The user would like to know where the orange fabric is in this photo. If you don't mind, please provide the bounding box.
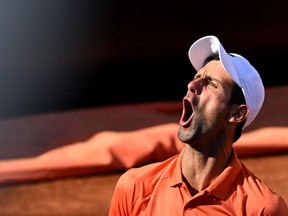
[109,149,288,215]
[0,123,288,184]
[0,123,182,184]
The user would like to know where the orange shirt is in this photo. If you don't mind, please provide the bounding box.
[109,148,288,216]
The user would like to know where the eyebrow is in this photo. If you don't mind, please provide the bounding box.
[195,71,223,85]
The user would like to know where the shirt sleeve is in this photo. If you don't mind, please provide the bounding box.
[108,170,137,216]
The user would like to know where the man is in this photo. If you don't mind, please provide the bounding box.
[108,35,288,215]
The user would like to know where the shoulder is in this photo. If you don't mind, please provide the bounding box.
[119,153,179,184]
[109,154,180,215]
[238,163,288,215]
[115,153,179,195]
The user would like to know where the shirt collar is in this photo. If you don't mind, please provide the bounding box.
[169,147,242,200]
[170,148,185,187]
[205,149,242,199]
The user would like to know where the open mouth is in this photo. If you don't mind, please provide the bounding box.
[179,98,193,127]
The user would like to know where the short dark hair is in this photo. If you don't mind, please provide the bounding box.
[204,55,246,142]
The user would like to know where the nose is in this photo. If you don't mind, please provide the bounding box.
[187,78,204,95]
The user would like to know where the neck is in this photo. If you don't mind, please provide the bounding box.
[181,144,232,193]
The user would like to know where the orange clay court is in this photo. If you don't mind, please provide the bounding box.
[0,85,287,216]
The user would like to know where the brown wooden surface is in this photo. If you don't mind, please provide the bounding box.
[0,85,287,216]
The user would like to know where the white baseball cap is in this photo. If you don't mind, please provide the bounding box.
[188,35,265,129]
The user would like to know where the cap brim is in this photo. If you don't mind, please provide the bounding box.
[188,35,241,86]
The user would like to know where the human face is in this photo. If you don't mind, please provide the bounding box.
[178,60,235,145]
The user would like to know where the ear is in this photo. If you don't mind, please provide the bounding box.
[228,104,249,124]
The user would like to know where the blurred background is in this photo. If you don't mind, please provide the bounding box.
[0,0,287,119]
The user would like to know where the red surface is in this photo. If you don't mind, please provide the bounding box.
[0,85,287,215]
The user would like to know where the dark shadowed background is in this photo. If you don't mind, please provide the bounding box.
[0,0,287,119]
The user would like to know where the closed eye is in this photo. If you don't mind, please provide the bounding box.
[193,74,219,88]
[206,77,217,88]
